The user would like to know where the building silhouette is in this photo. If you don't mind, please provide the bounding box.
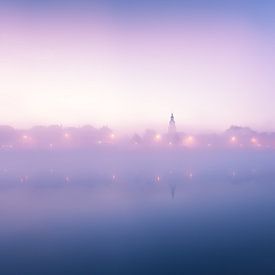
[168,113,176,135]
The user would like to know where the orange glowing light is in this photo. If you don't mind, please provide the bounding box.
[155,134,161,141]
[183,135,195,147]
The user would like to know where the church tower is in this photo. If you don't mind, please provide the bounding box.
[168,113,176,135]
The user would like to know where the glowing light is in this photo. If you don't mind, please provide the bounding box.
[112,175,116,181]
[168,141,173,146]
[110,133,115,139]
[65,176,70,183]
[154,134,162,142]
[156,175,161,182]
[183,135,195,147]
[97,140,102,145]
[21,135,33,145]
[251,137,258,145]
[230,136,237,143]
[22,135,32,142]
[64,133,70,139]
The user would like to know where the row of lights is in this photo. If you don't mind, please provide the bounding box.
[16,174,195,184]
[0,133,269,149]
[230,136,262,147]
[1,168,261,184]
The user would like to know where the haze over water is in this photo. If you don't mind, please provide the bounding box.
[1,0,275,274]
[0,148,275,274]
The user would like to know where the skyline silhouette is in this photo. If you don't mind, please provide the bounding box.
[1,1,275,130]
[0,115,274,150]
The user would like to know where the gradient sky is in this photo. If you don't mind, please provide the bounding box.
[0,0,275,132]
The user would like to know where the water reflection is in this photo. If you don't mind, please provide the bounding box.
[0,151,275,274]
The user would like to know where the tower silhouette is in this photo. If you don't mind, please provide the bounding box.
[168,113,176,135]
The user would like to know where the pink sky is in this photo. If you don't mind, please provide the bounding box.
[0,8,274,132]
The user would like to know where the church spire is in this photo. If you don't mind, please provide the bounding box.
[168,113,176,134]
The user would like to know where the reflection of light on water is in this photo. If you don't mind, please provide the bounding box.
[185,171,193,180]
[156,175,161,183]
[20,175,29,183]
[231,170,237,178]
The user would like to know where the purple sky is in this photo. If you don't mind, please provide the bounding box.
[0,1,275,132]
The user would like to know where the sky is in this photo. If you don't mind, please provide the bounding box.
[0,0,275,132]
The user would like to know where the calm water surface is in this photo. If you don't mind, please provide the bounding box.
[0,151,275,274]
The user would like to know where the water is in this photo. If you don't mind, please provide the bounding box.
[0,150,275,274]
